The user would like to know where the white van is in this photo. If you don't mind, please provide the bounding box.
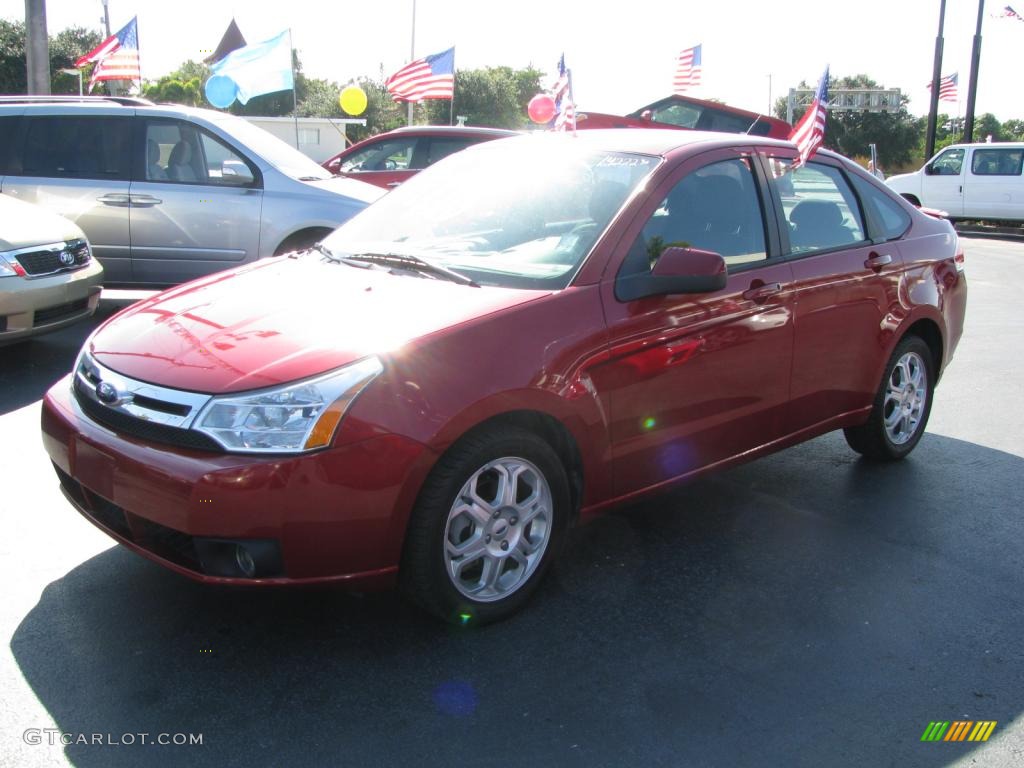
[886,142,1024,222]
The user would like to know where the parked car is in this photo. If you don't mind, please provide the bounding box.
[321,125,518,188]
[42,129,967,624]
[0,96,383,286]
[885,142,1024,222]
[0,193,103,344]
[575,94,792,139]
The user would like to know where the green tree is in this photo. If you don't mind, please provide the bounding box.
[1002,119,1024,140]
[423,65,543,128]
[143,60,210,106]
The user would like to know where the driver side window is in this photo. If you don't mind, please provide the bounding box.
[929,148,965,176]
[624,157,767,274]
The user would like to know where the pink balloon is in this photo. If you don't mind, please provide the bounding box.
[528,93,556,124]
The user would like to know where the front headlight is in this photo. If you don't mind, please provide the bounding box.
[193,357,383,454]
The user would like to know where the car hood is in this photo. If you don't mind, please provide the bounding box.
[88,256,549,393]
[0,193,84,250]
[300,175,386,204]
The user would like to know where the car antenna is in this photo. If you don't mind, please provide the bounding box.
[744,114,763,135]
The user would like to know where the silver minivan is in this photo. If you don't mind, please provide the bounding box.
[0,97,383,285]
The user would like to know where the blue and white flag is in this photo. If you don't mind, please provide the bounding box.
[209,30,294,105]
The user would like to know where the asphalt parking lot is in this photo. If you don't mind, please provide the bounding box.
[1,236,1021,768]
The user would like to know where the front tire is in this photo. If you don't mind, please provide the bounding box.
[844,335,935,461]
[400,426,570,624]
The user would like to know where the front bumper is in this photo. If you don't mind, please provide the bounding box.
[0,262,103,343]
[41,375,432,588]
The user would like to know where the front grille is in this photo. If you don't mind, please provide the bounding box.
[133,517,201,570]
[73,377,224,452]
[55,462,203,571]
[15,240,90,276]
[33,298,89,326]
[53,462,87,507]
[81,488,133,539]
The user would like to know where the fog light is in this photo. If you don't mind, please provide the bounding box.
[235,545,256,577]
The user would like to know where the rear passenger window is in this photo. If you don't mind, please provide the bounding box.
[426,138,477,166]
[850,174,911,240]
[16,116,132,180]
[765,158,866,254]
[971,148,1023,176]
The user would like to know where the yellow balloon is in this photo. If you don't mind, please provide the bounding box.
[339,85,367,116]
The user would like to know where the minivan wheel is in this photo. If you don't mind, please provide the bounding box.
[844,335,935,461]
[401,426,570,624]
[273,228,332,256]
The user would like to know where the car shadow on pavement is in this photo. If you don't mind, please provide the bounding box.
[10,431,1024,768]
[0,298,136,417]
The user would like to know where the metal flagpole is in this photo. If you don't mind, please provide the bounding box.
[963,0,986,142]
[407,0,416,126]
[290,29,299,149]
[925,0,947,160]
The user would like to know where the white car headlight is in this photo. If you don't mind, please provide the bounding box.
[193,357,383,454]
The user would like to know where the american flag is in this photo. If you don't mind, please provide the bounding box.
[999,4,1024,20]
[386,47,455,102]
[75,17,140,92]
[927,72,959,102]
[789,66,829,166]
[551,54,575,132]
[672,44,702,93]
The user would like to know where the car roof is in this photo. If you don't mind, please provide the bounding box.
[500,128,796,158]
[373,125,519,138]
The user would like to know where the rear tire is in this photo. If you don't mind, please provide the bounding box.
[844,335,935,461]
[400,426,570,625]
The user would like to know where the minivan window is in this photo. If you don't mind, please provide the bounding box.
[929,148,965,176]
[143,119,255,186]
[208,114,331,180]
[0,116,17,173]
[766,159,866,254]
[971,148,1024,176]
[16,116,132,180]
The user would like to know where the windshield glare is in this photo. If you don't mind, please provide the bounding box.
[321,138,659,289]
[211,114,332,180]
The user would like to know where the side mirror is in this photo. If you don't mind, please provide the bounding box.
[924,164,937,176]
[221,160,254,185]
[616,247,728,301]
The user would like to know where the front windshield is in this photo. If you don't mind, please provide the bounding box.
[321,137,659,289]
[210,114,332,180]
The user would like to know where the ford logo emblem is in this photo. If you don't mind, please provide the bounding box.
[59,249,75,267]
[96,381,119,405]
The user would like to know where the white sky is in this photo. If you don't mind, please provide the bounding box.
[3,0,1023,120]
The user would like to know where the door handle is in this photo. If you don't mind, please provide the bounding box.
[96,193,131,206]
[742,282,783,302]
[864,253,893,271]
[130,195,162,207]
[386,182,402,187]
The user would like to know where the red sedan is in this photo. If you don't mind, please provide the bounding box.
[321,125,517,189]
[42,130,967,624]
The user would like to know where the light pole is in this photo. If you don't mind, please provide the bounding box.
[59,67,83,95]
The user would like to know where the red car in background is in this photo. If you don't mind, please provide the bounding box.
[43,129,966,625]
[577,93,791,139]
[322,125,518,188]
